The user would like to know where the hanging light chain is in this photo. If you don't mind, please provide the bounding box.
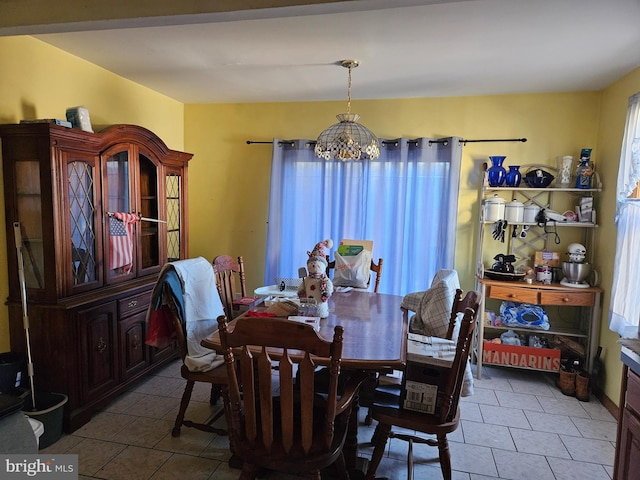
[346,63,352,115]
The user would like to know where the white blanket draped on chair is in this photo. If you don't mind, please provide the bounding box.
[153,257,225,372]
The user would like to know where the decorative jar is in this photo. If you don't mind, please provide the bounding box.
[504,199,524,223]
[505,165,522,187]
[557,155,573,187]
[487,156,507,187]
[484,194,506,222]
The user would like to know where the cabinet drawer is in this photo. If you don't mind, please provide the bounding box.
[488,285,538,304]
[118,291,152,318]
[540,291,594,306]
[627,369,640,415]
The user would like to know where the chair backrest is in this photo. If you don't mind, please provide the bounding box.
[438,290,480,423]
[370,257,383,293]
[445,288,464,340]
[217,315,344,461]
[326,257,383,293]
[405,269,460,338]
[213,255,247,317]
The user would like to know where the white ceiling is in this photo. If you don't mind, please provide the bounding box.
[17,0,640,104]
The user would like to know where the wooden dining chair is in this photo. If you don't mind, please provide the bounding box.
[364,290,481,480]
[213,255,250,318]
[169,303,230,438]
[362,287,464,426]
[327,257,383,293]
[217,315,367,480]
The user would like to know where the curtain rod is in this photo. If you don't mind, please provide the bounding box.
[247,137,527,146]
[461,137,527,145]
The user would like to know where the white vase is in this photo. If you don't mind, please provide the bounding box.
[557,155,573,187]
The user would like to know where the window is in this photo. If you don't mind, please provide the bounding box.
[609,92,640,337]
[264,137,462,295]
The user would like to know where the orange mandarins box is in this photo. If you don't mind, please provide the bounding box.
[483,341,561,372]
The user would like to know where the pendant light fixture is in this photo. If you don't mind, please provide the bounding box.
[314,60,380,161]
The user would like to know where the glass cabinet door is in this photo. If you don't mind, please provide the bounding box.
[137,152,161,274]
[14,159,45,291]
[103,145,163,281]
[66,156,100,290]
[104,148,135,282]
[165,171,182,262]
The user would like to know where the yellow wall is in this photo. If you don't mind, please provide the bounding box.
[185,94,601,293]
[2,34,639,410]
[593,67,640,405]
[0,36,185,351]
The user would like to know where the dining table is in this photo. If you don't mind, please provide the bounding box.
[201,289,408,475]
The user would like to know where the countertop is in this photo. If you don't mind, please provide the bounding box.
[620,335,640,375]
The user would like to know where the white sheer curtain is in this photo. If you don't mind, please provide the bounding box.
[609,92,640,337]
[264,137,463,296]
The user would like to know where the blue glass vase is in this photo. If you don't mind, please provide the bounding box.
[505,165,522,187]
[487,156,507,187]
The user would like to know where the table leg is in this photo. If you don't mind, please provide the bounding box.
[343,391,360,471]
[344,369,380,476]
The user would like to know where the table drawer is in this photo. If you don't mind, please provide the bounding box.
[488,285,538,304]
[540,291,594,306]
[118,290,152,318]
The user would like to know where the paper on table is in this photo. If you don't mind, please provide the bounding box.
[288,316,321,331]
[335,286,353,293]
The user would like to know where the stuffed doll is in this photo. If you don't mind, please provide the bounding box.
[298,239,334,318]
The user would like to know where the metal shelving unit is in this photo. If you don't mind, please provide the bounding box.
[473,163,603,379]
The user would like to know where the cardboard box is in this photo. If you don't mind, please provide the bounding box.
[402,361,450,414]
[578,197,594,223]
[401,335,455,414]
[534,251,560,267]
[482,341,561,372]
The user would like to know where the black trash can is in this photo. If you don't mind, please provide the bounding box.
[0,352,25,393]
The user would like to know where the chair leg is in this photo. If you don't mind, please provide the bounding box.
[407,437,413,480]
[364,423,392,480]
[239,462,260,480]
[436,433,452,480]
[173,380,227,437]
[364,407,373,426]
[331,452,350,480]
[172,380,195,437]
[210,383,221,405]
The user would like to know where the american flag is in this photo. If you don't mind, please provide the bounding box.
[109,212,140,273]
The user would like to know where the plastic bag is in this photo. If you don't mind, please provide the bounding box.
[500,329,522,345]
[145,305,177,348]
[333,249,372,289]
[499,301,550,330]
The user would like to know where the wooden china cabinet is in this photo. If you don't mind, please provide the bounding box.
[0,123,191,432]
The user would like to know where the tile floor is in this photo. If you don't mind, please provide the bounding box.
[41,360,618,479]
